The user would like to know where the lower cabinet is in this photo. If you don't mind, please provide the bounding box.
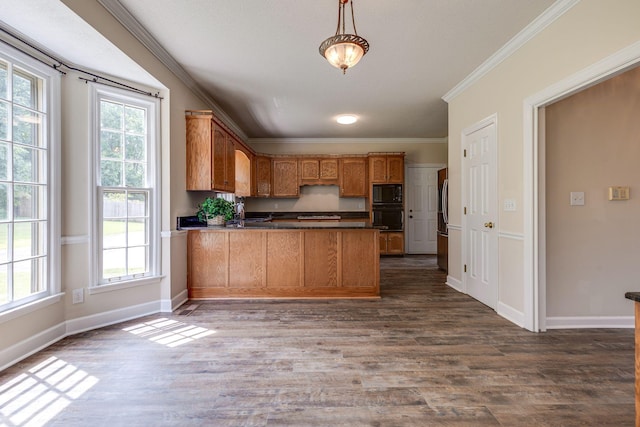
[188,228,380,298]
[379,231,404,255]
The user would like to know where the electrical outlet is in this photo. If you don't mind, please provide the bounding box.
[274,203,279,209]
[72,288,84,304]
[570,192,585,206]
[358,202,364,209]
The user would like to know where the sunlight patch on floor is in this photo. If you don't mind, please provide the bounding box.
[0,356,99,427]
[122,318,215,347]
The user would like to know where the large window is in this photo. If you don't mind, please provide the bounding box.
[93,88,159,286]
[0,49,58,313]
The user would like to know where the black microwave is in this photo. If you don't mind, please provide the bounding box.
[372,184,402,204]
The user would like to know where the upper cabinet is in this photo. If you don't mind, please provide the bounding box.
[254,155,272,197]
[339,157,368,197]
[186,112,235,192]
[299,158,339,185]
[369,154,404,184]
[234,150,251,197]
[272,158,299,197]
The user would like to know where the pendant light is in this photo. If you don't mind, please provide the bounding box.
[319,0,369,74]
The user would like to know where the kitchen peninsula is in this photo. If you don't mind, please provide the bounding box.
[187,222,380,299]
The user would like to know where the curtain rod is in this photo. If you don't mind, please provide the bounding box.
[0,25,162,100]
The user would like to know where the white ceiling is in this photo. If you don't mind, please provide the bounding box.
[1,0,557,140]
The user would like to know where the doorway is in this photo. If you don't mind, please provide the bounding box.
[406,165,443,254]
[463,115,498,310]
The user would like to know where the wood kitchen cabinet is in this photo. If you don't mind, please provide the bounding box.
[339,157,368,197]
[272,158,299,197]
[369,154,404,184]
[254,155,272,197]
[379,231,404,255]
[186,113,235,192]
[299,158,339,185]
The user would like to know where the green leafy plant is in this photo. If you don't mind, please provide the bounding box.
[197,197,235,222]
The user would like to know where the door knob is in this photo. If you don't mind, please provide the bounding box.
[484,222,494,229]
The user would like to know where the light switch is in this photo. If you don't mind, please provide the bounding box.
[570,192,585,206]
[608,186,630,201]
[503,199,516,211]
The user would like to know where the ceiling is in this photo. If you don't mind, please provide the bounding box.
[1,0,557,140]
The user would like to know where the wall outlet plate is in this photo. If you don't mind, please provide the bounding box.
[72,288,84,304]
[570,192,585,206]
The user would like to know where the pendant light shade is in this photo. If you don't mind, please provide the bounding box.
[319,0,369,74]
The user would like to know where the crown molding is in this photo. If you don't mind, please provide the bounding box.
[442,0,581,103]
[97,0,248,141]
[249,137,448,145]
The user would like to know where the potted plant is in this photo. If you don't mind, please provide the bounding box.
[197,197,235,226]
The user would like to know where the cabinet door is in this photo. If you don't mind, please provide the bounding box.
[235,150,251,197]
[369,156,388,183]
[272,158,299,197]
[320,158,339,181]
[386,232,404,254]
[255,155,271,197]
[211,124,227,191]
[340,158,367,197]
[379,233,388,254]
[223,133,235,193]
[185,116,212,190]
[300,158,320,181]
[387,156,404,183]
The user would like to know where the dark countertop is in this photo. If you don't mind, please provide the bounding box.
[245,211,370,220]
[625,292,640,302]
[184,221,380,230]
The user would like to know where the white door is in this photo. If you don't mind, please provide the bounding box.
[464,118,498,309]
[406,166,439,254]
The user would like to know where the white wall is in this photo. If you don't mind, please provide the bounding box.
[446,0,640,327]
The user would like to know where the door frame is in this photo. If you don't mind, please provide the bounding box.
[461,114,498,303]
[404,163,446,254]
[523,40,640,332]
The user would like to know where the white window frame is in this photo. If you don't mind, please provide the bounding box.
[0,43,61,318]
[89,85,160,290]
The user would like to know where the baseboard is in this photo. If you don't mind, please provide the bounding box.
[497,301,525,328]
[161,289,188,312]
[446,275,463,293]
[0,322,66,372]
[65,301,161,336]
[546,316,634,329]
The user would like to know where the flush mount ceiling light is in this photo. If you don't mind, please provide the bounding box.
[336,114,358,125]
[319,0,369,74]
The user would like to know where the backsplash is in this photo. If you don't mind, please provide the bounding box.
[244,185,366,212]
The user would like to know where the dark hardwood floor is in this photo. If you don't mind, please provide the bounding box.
[0,255,634,426]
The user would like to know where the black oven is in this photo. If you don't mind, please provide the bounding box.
[372,206,403,231]
[372,184,402,204]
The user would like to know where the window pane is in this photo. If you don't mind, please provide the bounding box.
[128,191,147,217]
[103,248,125,279]
[0,62,7,101]
[0,141,9,179]
[0,183,10,220]
[14,184,45,220]
[125,134,145,161]
[13,70,35,108]
[101,160,122,186]
[0,223,8,263]
[103,191,126,218]
[125,163,145,187]
[13,258,44,299]
[101,130,123,160]
[100,101,123,130]
[125,106,145,134]
[14,221,45,260]
[0,264,7,304]
[128,218,147,246]
[128,246,147,275]
[0,101,7,140]
[14,145,45,183]
[103,219,126,248]
[13,106,43,146]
